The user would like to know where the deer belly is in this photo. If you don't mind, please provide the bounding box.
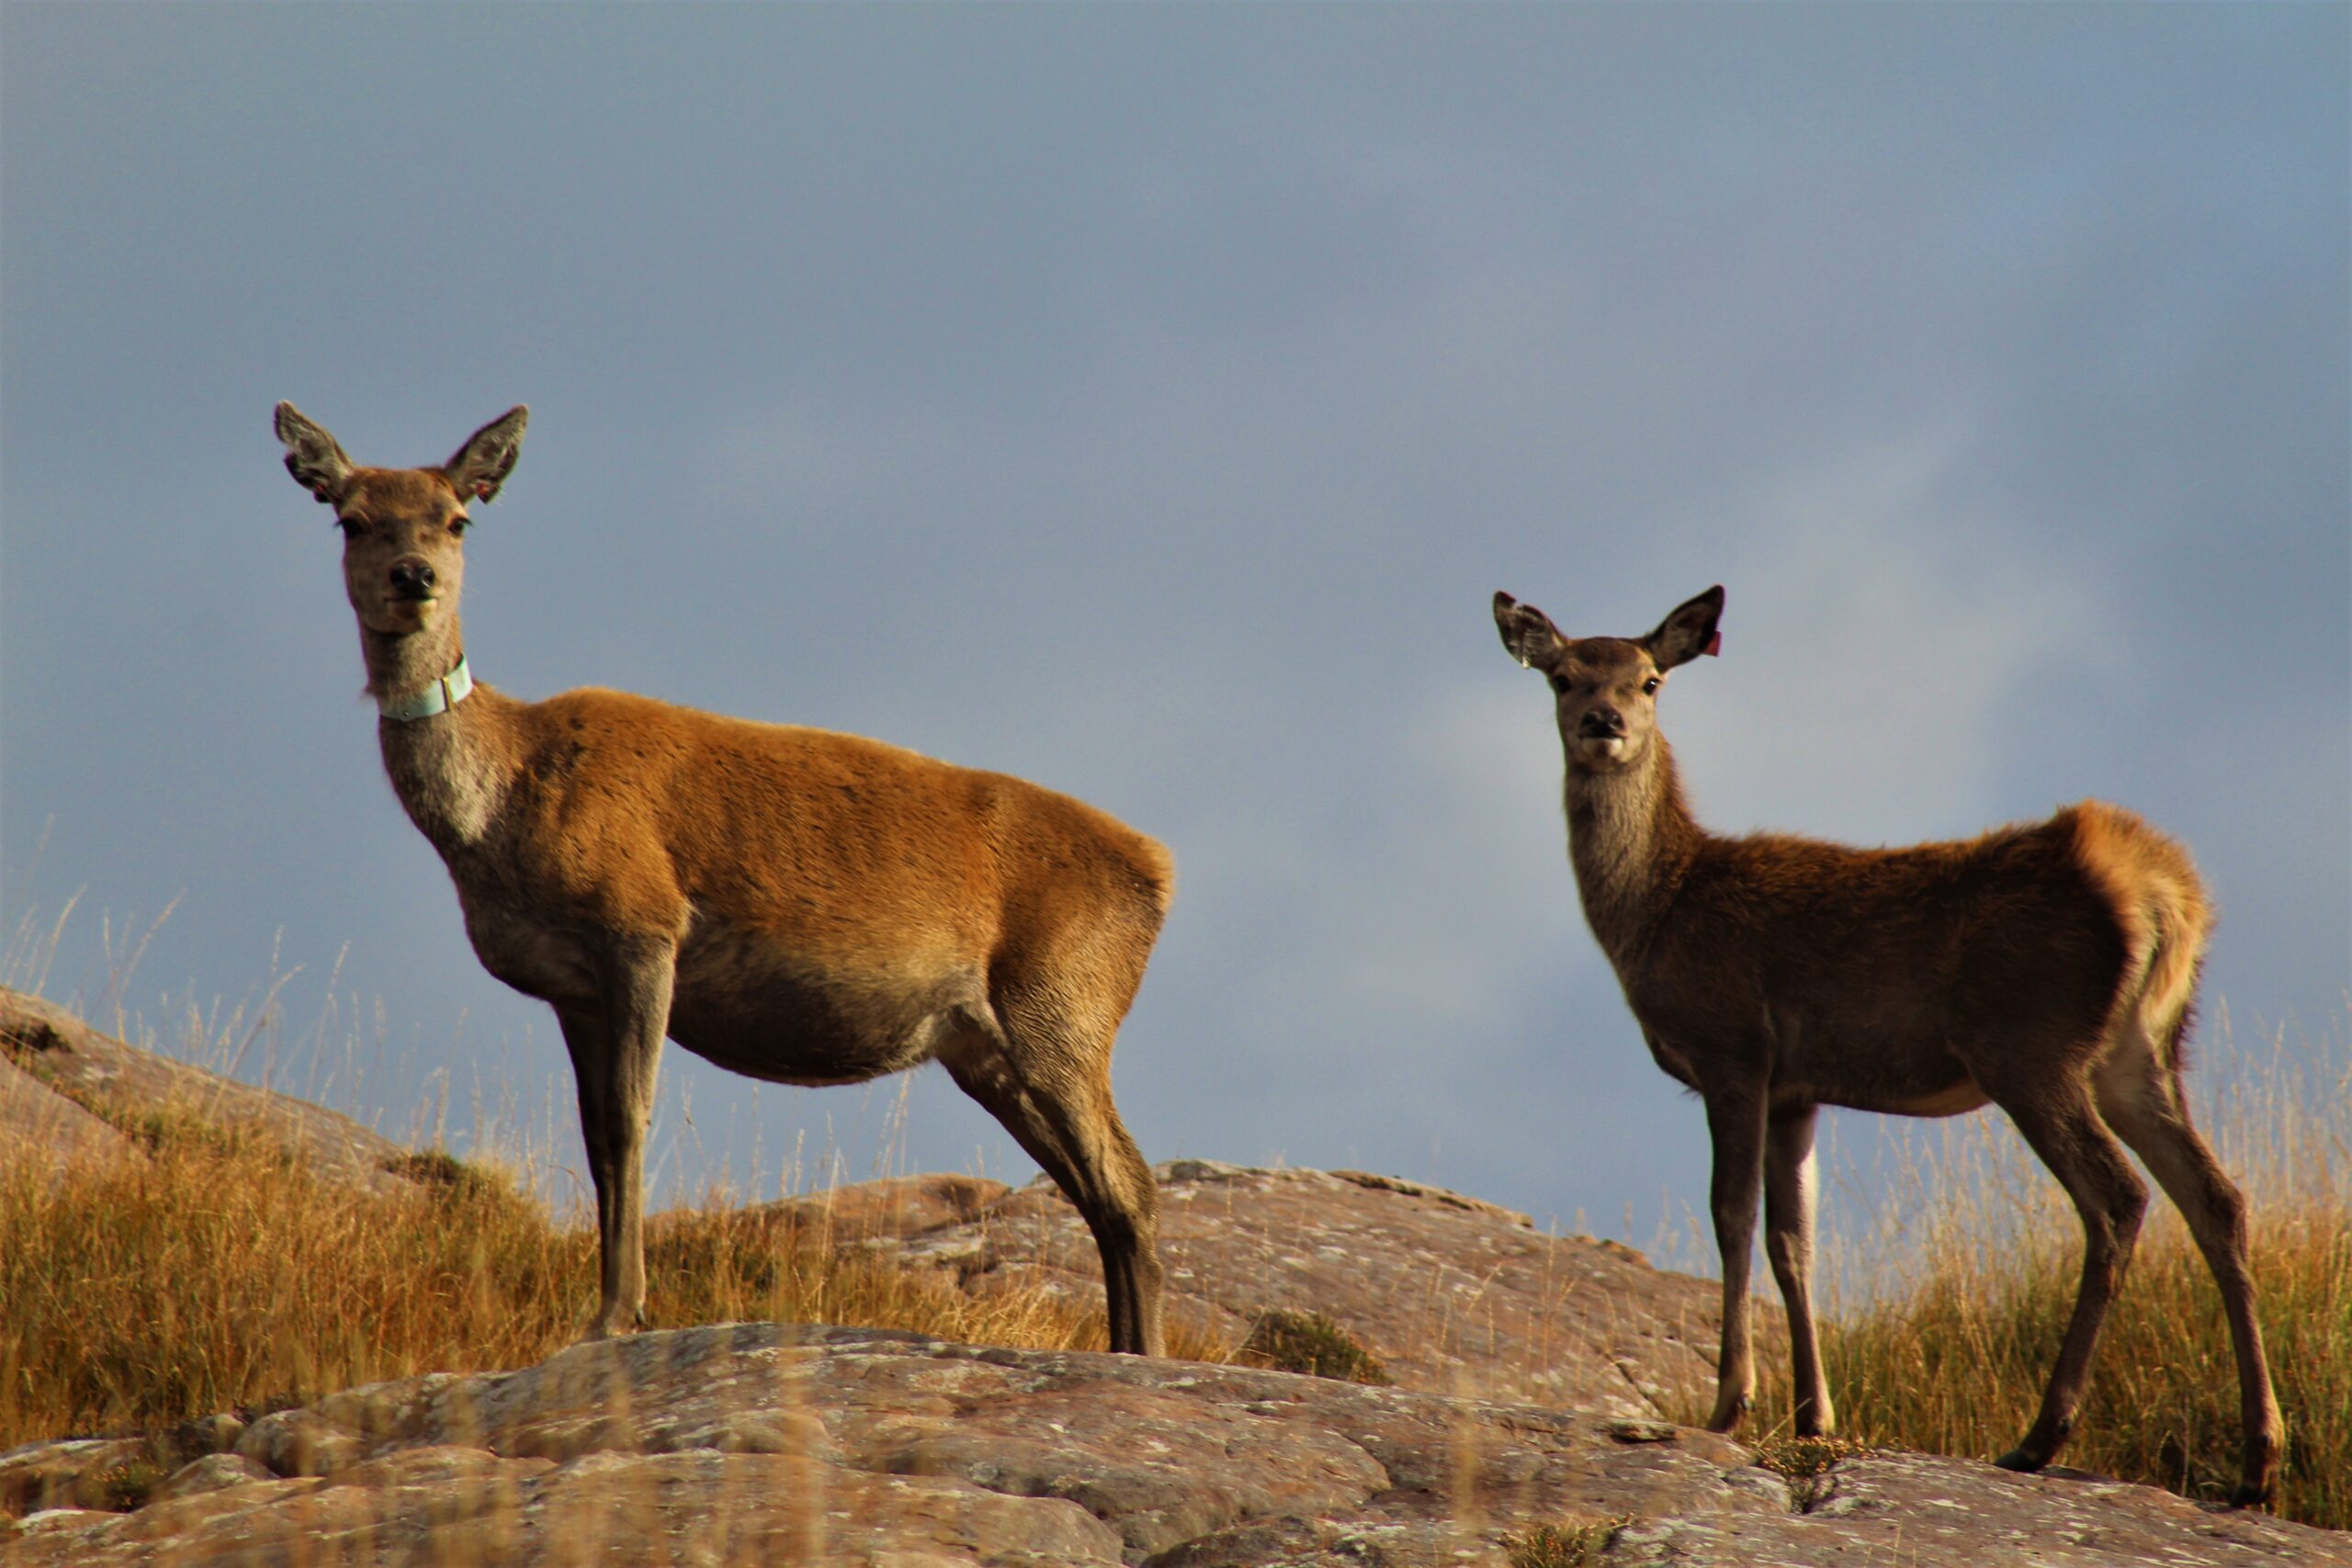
[1876,1082,1996,1117]
[1806,1046,1992,1118]
[1763,996,1995,1118]
[664,944,988,1088]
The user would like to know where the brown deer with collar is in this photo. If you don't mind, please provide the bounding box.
[1493,584,2280,1506]
[277,402,1173,1353]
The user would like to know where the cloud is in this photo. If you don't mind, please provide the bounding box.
[1674,420,2111,846]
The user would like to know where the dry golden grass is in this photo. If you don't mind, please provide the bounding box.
[0,1111,1222,1457]
[1703,1021,2350,1530]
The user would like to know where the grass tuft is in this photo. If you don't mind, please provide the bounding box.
[379,1147,503,1201]
[92,1457,166,1512]
[1235,1307,1390,1384]
[1503,1515,1628,1567]
[1750,1432,1876,1512]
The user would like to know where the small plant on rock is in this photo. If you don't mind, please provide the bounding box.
[1503,1515,1628,1567]
[380,1148,501,1202]
[1751,1432,1875,1512]
[1237,1308,1389,1385]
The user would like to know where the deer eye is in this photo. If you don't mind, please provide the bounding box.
[1549,673,1574,695]
[1643,676,1661,695]
[333,514,366,536]
[448,516,470,537]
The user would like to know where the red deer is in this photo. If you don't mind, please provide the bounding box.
[277,402,1171,1353]
[1493,584,2280,1505]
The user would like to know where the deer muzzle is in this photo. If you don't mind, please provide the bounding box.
[389,558,438,601]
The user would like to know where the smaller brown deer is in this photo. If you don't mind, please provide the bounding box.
[277,402,1174,1353]
[1493,585,2281,1506]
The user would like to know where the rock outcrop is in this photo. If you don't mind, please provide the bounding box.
[766,1161,1724,1419]
[5,1324,2343,1566]
[0,987,412,1194]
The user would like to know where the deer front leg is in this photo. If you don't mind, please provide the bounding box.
[1765,1100,1833,1438]
[1703,1083,1770,1432]
[557,940,675,1339]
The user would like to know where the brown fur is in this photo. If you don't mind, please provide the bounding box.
[1494,585,2281,1506]
[277,403,1172,1352]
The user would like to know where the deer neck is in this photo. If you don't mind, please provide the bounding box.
[1562,736,1701,964]
[360,614,518,853]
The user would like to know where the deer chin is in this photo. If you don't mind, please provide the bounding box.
[356,598,441,637]
[1573,735,1632,768]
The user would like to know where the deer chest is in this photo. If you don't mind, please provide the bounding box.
[448,880,602,1006]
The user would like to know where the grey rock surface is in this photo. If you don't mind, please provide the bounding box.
[768,1159,1724,1418]
[0,1053,132,1175]
[4,1325,2341,1566]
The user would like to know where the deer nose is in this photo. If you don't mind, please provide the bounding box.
[389,559,436,599]
[1578,705,1626,739]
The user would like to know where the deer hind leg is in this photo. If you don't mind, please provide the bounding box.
[1765,1101,1834,1437]
[1984,1076,2148,1474]
[556,942,674,1341]
[2092,1034,2283,1505]
[1702,1084,1770,1432]
[941,1017,1165,1357]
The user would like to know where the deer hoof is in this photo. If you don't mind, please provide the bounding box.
[1992,1447,2046,1473]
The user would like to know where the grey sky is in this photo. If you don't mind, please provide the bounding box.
[5,6,2345,1253]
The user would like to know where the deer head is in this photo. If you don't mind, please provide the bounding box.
[275,403,527,639]
[1494,586,1723,773]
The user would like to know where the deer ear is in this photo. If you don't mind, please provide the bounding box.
[275,401,355,505]
[1645,585,1725,670]
[445,405,529,503]
[1494,592,1567,671]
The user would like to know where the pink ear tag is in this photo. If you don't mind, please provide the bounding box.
[474,482,493,500]
[1703,630,1722,657]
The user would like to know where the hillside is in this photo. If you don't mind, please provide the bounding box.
[3,989,2343,1565]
